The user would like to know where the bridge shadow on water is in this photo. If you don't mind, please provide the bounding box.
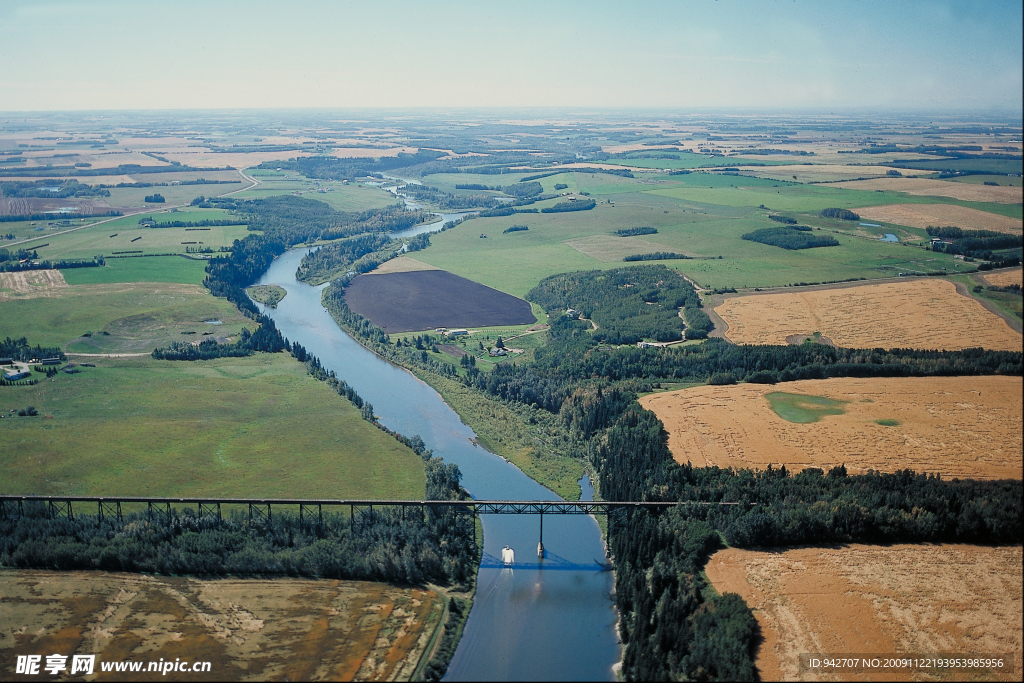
[479,549,611,572]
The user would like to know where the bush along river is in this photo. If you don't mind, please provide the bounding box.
[255,249,620,681]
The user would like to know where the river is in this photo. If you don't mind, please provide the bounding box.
[254,249,620,681]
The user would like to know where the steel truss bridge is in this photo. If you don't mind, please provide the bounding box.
[0,495,749,556]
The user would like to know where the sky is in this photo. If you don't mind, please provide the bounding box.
[0,0,1021,114]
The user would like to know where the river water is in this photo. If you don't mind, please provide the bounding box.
[255,249,619,681]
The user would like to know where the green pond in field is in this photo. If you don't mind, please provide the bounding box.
[765,391,846,423]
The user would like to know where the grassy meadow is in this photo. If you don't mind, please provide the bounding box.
[0,353,426,499]
[60,256,210,284]
[237,169,398,212]
[2,282,249,352]
[411,182,964,294]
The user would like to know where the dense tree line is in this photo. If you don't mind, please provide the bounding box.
[151,322,286,360]
[398,184,501,211]
[767,214,796,224]
[204,233,287,315]
[541,198,597,213]
[623,252,689,262]
[615,227,658,236]
[820,208,860,220]
[0,255,104,273]
[0,337,64,363]
[0,456,475,586]
[528,266,697,344]
[261,150,447,180]
[502,225,529,233]
[742,226,839,250]
[926,226,1022,259]
[501,181,544,198]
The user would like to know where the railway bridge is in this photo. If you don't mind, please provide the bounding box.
[0,495,749,558]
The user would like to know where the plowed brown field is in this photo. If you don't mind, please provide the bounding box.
[705,545,1023,682]
[0,570,443,681]
[835,177,1023,204]
[715,279,1022,351]
[854,204,1022,234]
[639,376,1022,478]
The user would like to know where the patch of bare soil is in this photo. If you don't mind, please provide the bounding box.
[836,177,1024,204]
[715,279,1022,351]
[0,570,443,681]
[0,269,68,300]
[639,376,1022,479]
[854,204,1022,234]
[983,268,1023,288]
[705,545,1023,682]
[368,256,442,275]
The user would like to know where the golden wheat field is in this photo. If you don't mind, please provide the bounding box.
[367,256,441,275]
[835,177,1023,204]
[983,268,1023,288]
[639,376,1022,479]
[854,204,1022,234]
[0,570,443,682]
[715,279,1022,351]
[705,545,1023,682]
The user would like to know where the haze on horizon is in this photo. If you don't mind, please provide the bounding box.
[1,0,1021,115]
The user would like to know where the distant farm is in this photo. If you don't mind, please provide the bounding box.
[343,270,536,333]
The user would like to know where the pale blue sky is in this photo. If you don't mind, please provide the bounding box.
[0,0,1020,113]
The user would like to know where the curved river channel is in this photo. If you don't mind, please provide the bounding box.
[255,249,619,681]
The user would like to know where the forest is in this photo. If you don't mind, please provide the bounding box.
[741,225,840,250]
[541,198,597,213]
[926,225,1023,258]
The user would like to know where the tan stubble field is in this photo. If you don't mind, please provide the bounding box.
[639,376,1022,479]
[714,279,1022,351]
[705,545,1023,682]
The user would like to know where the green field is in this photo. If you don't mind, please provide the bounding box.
[411,184,964,295]
[237,170,398,211]
[1,281,248,351]
[103,182,246,209]
[26,208,251,261]
[61,255,210,285]
[0,353,426,499]
[764,392,847,423]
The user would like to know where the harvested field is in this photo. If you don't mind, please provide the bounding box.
[367,256,441,275]
[715,279,1022,351]
[735,164,929,183]
[984,268,1023,288]
[0,569,443,681]
[705,545,1023,682]
[639,376,1023,478]
[834,177,1024,204]
[854,204,1022,234]
[0,269,67,299]
[563,235,685,262]
[344,270,536,333]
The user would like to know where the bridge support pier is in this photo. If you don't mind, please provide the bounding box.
[537,510,544,559]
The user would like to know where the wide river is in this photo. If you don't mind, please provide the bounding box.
[255,249,619,681]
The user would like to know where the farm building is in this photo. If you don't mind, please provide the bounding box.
[40,358,62,366]
[446,329,469,337]
[0,358,13,366]
[489,347,507,357]
[3,370,30,381]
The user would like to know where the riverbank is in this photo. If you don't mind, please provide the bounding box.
[317,282,589,501]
